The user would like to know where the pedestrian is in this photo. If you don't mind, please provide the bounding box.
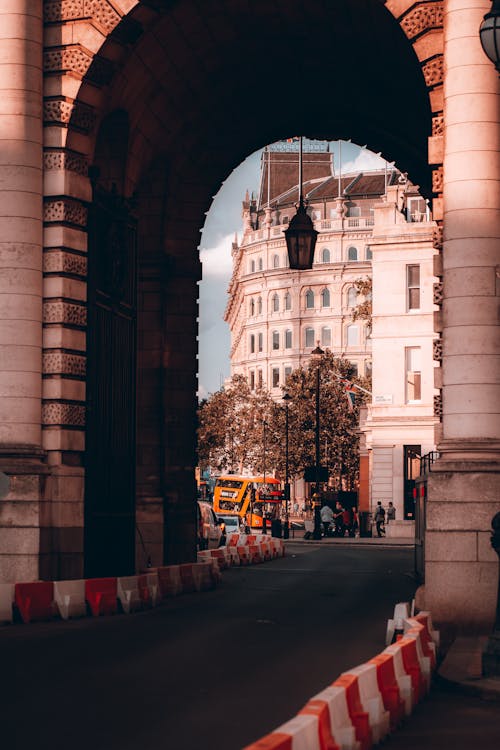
[333,501,345,537]
[342,506,352,537]
[374,501,386,537]
[293,501,299,516]
[320,503,334,537]
[350,506,359,537]
[387,501,396,522]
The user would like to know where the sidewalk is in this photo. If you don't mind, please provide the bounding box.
[283,532,414,546]
[438,633,500,700]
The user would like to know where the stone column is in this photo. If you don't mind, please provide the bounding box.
[424,0,500,630]
[0,1,45,581]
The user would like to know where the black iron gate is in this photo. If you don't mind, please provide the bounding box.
[84,187,137,577]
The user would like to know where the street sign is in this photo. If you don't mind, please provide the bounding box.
[304,466,329,483]
[0,472,10,500]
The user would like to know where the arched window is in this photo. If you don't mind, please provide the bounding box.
[258,332,263,352]
[284,291,291,311]
[250,298,255,316]
[321,288,330,308]
[250,260,255,273]
[272,293,279,312]
[273,254,280,268]
[305,327,315,347]
[285,329,292,349]
[250,334,255,353]
[348,246,358,261]
[257,297,262,314]
[322,247,331,263]
[272,331,280,350]
[258,257,263,271]
[365,246,372,260]
[347,324,358,346]
[321,327,331,347]
[347,287,358,307]
[305,289,315,309]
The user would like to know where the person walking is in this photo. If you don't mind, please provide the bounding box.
[374,501,386,537]
[387,501,396,523]
[333,501,345,537]
[320,503,334,537]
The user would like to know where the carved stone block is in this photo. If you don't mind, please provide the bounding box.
[400,2,443,41]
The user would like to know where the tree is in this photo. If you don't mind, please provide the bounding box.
[351,277,372,334]
[197,375,281,475]
[198,354,371,491]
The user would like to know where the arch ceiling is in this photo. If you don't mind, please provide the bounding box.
[71,0,433,212]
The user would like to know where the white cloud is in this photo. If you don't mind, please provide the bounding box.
[342,149,394,174]
[200,233,235,279]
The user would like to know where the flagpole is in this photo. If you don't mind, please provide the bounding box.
[299,136,303,204]
[267,146,271,207]
[338,140,342,198]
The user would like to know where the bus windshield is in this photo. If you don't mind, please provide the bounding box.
[213,476,283,528]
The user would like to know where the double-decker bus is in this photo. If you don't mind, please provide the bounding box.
[213,476,284,530]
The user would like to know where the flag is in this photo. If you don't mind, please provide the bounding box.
[343,380,356,412]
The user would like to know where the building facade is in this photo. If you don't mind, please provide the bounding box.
[225,148,438,522]
[0,0,497,631]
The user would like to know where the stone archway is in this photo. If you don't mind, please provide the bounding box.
[38,0,443,578]
[1,1,498,630]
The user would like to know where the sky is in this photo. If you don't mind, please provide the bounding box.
[198,141,391,400]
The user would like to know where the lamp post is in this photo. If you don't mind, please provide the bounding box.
[284,137,318,269]
[283,393,291,539]
[479,0,500,74]
[262,419,268,534]
[311,342,324,540]
[482,512,500,676]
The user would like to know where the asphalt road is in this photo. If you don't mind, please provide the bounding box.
[1,544,418,750]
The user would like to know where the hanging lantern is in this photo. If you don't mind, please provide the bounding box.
[479,0,500,74]
[284,199,318,270]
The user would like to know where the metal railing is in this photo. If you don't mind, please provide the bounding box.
[419,450,440,476]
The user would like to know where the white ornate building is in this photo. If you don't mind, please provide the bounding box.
[225,146,438,521]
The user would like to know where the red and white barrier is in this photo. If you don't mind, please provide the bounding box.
[117,575,143,614]
[54,579,86,620]
[241,601,439,750]
[85,578,118,617]
[342,663,390,744]
[15,581,56,623]
[0,583,14,623]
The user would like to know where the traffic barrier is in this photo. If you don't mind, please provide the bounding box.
[343,663,390,743]
[0,583,15,623]
[85,578,118,617]
[402,629,432,692]
[383,642,415,715]
[243,714,322,750]
[236,542,251,565]
[392,636,426,703]
[54,579,86,620]
[385,601,410,645]
[192,561,215,591]
[14,581,55,624]
[227,545,241,565]
[302,686,360,750]
[404,615,437,668]
[368,652,405,729]
[414,610,440,647]
[157,565,183,597]
[332,674,372,750]
[137,572,157,607]
[210,548,230,570]
[179,563,198,593]
[117,575,143,614]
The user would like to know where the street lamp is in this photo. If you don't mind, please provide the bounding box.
[283,393,291,539]
[482,511,500,676]
[262,419,268,534]
[479,0,500,74]
[311,342,324,540]
[284,136,318,269]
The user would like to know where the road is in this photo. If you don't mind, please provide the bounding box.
[2,543,418,750]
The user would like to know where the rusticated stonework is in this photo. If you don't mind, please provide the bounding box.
[433,393,443,418]
[43,250,88,276]
[43,301,87,327]
[44,199,87,227]
[44,47,94,77]
[432,115,444,136]
[432,166,443,193]
[43,351,86,377]
[400,2,444,41]
[44,0,122,32]
[433,338,443,363]
[433,281,443,306]
[44,150,89,175]
[44,99,96,132]
[42,402,86,427]
[432,225,443,251]
[422,56,444,88]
